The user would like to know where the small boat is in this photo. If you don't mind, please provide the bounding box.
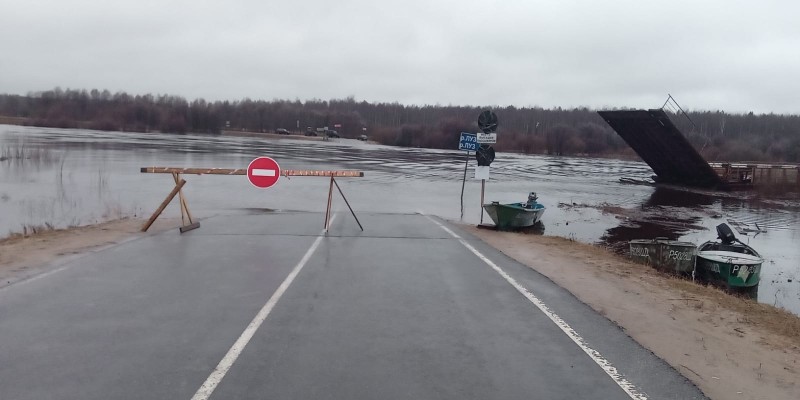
[695,223,763,297]
[483,192,545,230]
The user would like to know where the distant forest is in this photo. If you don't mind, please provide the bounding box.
[1,87,800,162]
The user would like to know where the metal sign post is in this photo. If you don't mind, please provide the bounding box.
[475,148,494,224]
[480,179,485,224]
[461,154,469,219]
[476,111,498,225]
[474,165,490,223]
[455,110,499,225]
[458,132,477,219]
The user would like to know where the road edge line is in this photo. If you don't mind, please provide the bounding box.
[423,214,648,400]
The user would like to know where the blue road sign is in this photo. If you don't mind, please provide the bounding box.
[459,132,477,152]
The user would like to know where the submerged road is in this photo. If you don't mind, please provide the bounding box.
[0,212,705,399]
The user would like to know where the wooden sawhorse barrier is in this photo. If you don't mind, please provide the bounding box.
[140,167,364,233]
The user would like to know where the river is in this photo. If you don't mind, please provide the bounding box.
[2,124,799,314]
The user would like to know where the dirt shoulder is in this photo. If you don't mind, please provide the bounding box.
[0,217,178,286]
[464,226,800,400]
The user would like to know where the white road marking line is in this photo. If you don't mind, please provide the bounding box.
[190,214,337,400]
[252,169,277,177]
[423,214,648,400]
[0,267,68,291]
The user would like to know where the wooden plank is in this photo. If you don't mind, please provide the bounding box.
[173,173,194,224]
[141,167,363,177]
[284,170,364,177]
[141,167,247,175]
[333,178,363,231]
[324,176,334,230]
[142,179,186,232]
[179,222,201,234]
[173,173,186,225]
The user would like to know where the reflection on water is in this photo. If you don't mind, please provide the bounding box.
[599,188,710,252]
[1,124,799,314]
[518,221,546,236]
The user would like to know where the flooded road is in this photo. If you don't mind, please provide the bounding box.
[2,124,799,314]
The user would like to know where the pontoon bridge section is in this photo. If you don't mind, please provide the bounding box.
[598,109,724,188]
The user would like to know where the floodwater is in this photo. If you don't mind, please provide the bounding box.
[2,124,799,314]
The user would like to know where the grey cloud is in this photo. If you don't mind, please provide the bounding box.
[2,0,799,113]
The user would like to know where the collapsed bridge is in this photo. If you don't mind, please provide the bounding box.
[599,109,800,190]
[598,109,724,189]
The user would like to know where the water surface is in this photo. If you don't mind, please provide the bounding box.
[2,125,798,314]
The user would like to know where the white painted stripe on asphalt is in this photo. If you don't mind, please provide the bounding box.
[190,214,337,400]
[252,169,277,177]
[433,219,462,239]
[0,267,68,292]
[423,214,648,400]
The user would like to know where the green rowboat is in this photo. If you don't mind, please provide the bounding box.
[483,192,545,230]
[695,224,763,297]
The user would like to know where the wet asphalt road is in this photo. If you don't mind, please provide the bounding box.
[0,212,705,399]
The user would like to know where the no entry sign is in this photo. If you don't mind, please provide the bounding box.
[247,157,281,188]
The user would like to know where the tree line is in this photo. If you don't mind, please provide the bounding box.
[1,87,799,162]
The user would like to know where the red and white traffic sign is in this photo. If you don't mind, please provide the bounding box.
[247,157,281,188]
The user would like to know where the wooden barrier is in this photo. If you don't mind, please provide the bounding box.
[140,167,363,178]
[141,178,188,232]
[140,167,364,232]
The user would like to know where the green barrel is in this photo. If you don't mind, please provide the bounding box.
[629,239,661,265]
[629,239,696,275]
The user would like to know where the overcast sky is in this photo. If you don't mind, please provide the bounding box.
[2,0,799,114]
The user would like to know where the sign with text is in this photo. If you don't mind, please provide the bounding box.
[475,166,490,180]
[477,132,497,144]
[459,132,477,151]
